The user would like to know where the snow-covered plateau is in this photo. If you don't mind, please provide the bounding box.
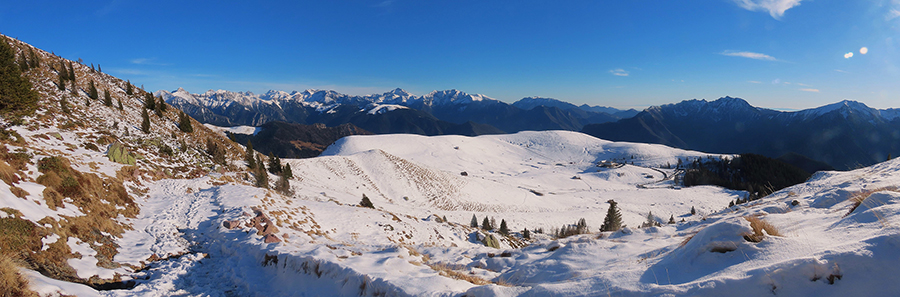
[9,130,900,296]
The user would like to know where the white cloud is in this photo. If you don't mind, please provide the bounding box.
[733,0,803,19]
[799,88,820,92]
[131,58,170,66]
[887,9,900,21]
[860,47,868,54]
[721,50,777,61]
[844,52,854,59]
[609,69,629,77]
[834,69,850,74]
[747,80,763,84]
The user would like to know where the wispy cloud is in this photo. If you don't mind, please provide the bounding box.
[834,69,850,74]
[720,50,777,61]
[609,69,629,77]
[799,88,820,92]
[888,9,900,20]
[747,80,763,84]
[732,0,803,19]
[131,58,171,66]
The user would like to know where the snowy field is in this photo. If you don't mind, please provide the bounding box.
[12,130,900,296]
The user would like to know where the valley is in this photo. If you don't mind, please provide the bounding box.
[3,33,900,297]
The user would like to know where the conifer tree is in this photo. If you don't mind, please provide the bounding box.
[274,174,292,195]
[482,217,492,230]
[27,48,39,69]
[690,206,696,215]
[178,111,193,133]
[245,140,256,169]
[600,199,623,232]
[157,95,167,112]
[67,62,76,82]
[144,92,156,110]
[442,215,448,223]
[103,89,112,107]
[0,37,39,117]
[470,214,478,228]
[125,80,133,95]
[141,108,150,133]
[267,152,282,175]
[17,54,28,72]
[499,219,509,235]
[523,228,531,239]
[282,163,293,180]
[360,194,374,208]
[88,80,98,99]
[90,63,95,72]
[668,215,675,224]
[57,70,66,91]
[97,64,101,73]
[117,97,123,110]
[255,153,268,189]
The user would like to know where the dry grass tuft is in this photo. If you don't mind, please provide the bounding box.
[679,232,697,247]
[9,185,28,198]
[743,216,780,243]
[846,186,899,216]
[0,257,40,297]
[427,262,492,286]
[0,159,20,185]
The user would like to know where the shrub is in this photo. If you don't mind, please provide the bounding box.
[554,218,590,238]
[206,138,227,165]
[360,194,374,208]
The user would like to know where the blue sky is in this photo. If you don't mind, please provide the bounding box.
[2,0,900,109]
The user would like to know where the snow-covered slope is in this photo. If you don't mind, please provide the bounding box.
[7,35,900,297]
[58,130,900,297]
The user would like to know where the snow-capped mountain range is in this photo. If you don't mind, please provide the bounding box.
[158,88,636,134]
[583,97,900,170]
[7,33,900,297]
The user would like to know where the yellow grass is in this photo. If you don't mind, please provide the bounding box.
[743,216,780,242]
[0,257,39,297]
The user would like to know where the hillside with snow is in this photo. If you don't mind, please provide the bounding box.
[5,34,900,297]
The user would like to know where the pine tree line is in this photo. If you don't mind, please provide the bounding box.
[0,36,39,118]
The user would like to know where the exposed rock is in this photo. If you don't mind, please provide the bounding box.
[259,223,279,236]
[264,234,281,243]
[223,220,241,229]
[107,142,136,165]
[482,234,500,249]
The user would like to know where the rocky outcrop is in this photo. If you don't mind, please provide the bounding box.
[107,142,136,165]
[482,234,500,249]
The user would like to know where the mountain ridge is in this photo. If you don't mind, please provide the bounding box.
[159,88,636,134]
[582,97,900,170]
